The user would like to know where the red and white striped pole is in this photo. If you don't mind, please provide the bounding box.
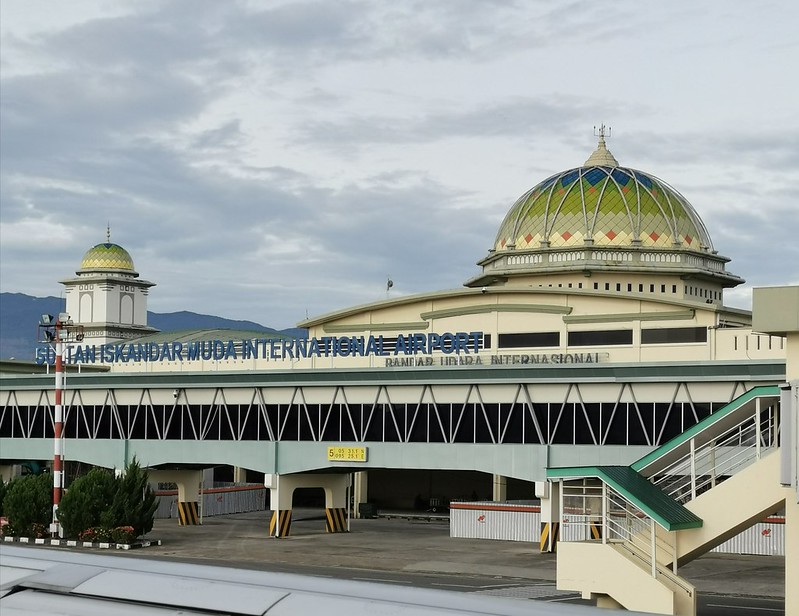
[51,319,65,537]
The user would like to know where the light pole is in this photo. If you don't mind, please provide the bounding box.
[39,313,83,537]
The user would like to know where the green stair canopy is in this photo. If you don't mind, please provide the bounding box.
[547,465,703,531]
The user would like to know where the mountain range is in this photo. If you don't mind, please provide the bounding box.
[0,292,305,360]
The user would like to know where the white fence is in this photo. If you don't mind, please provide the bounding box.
[449,501,539,542]
[154,484,267,520]
[713,517,785,556]
[449,501,785,556]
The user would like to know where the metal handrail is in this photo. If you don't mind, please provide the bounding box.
[646,401,778,504]
[559,480,696,596]
[603,487,693,594]
[614,538,694,596]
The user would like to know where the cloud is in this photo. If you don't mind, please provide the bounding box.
[294,97,617,152]
[1,0,797,330]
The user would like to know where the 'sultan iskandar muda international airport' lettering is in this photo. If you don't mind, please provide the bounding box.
[35,332,603,367]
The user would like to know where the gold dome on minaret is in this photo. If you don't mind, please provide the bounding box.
[78,226,137,274]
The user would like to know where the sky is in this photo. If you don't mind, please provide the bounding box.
[1,1,797,330]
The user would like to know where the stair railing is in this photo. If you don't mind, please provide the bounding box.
[559,478,693,595]
[646,396,779,504]
[603,485,693,595]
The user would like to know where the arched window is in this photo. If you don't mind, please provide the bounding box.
[80,293,93,323]
[120,294,134,324]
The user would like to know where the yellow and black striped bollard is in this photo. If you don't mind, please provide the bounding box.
[325,508,347,533]
[269,510,292,537]
[177,501,199,525]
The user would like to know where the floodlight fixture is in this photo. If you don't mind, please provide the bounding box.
[40,314,54,326]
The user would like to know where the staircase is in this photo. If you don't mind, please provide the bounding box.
[557,541,696,615]
[678,450,784,565]
[548,386,785,615]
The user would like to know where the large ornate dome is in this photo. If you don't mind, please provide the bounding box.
[494,140,712,252]
[467,132,743,292]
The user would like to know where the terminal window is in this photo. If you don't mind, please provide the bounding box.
[568,329,632,346]
[641,327,708,344]
[498,332,560,348]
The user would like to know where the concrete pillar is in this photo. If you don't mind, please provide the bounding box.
[775,311,798,616]
[266,473,295,511]
[0,465,16,483]
[492,474,507,501]
[353,471,368,518]
[753,287,799,615]
[233,466,247,483]
[266,473,350,537]
[784,379,799,616]
[538,480,560,552]
[322,475,349,533]
[786,332,799,380]
[266,473,291,538]
[149,469,203,525]
[786,495,799,616]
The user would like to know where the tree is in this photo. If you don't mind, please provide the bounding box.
[105,457,158,537]
[57,467,117,538]
[56,459,158,540]
[0,478,9,516]
[4,474,52,534]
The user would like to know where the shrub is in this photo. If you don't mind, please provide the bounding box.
[28,522,48,538]
[4,474,52,536]
[111,525,136,544]
[57,468,117,539]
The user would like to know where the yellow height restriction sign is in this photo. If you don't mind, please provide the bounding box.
[327,446,368,462]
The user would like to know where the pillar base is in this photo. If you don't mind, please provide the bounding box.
[325,508,347,533]
[540,522,560,552]
[177,501,200,525]
[269,510,292,537]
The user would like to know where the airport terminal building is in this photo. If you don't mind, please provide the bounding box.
[0,133,789,510]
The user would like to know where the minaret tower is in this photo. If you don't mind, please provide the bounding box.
[60,227,158,345]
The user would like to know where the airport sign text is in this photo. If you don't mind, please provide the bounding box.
[35,332,484,365]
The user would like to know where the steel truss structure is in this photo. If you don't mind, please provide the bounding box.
[0,377,766,448]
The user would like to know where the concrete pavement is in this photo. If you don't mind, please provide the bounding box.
[128,510,784,601]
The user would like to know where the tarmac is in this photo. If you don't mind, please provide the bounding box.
[126,509,785,601]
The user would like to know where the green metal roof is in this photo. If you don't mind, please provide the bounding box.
[630,385,781,473]
[0,360,110,375]
[128,328,291,344]
[0,360,784,391]
[547,465,703,531]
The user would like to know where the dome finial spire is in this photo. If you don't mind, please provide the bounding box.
[585,124,619,167]
[106,222,111,244]
[596,123,610,143]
